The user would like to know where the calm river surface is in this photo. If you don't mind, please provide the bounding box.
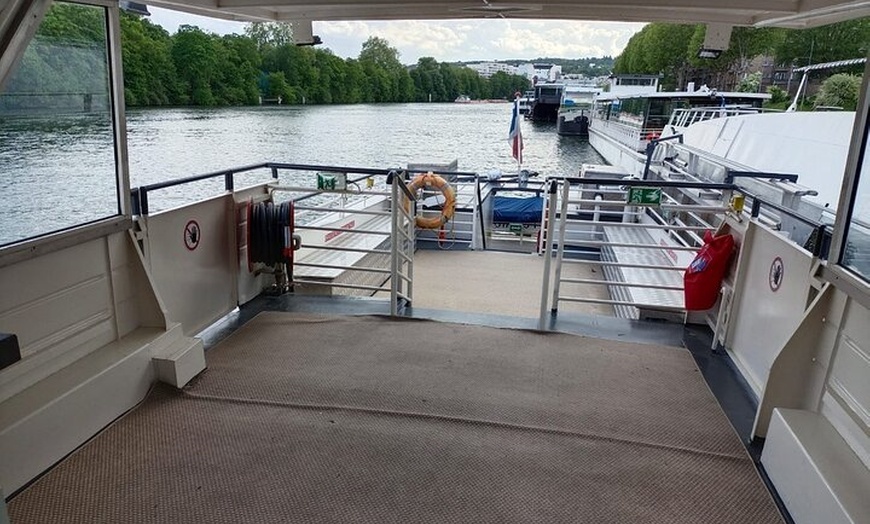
[1,103,604,245]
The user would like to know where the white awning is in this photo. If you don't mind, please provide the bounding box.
[145,0,870,29]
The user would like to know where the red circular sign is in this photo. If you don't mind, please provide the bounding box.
[769,256,784,292]
[184,220,201,251]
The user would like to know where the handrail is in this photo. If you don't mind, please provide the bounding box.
[562,176,736,191]
[131,161,479,216]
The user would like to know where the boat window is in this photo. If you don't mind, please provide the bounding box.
[0,2,118,247]
[840,129,870,281]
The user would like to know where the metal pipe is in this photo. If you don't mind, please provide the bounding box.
[560,278,683,291]
[538,180,559,331]
[293,206,391,217]
[293,262,391,274]
[567,240,698,251]
[562,177,735,190]
[270,185,392,197]
[476,176,487,251]
[301,245,391,255]
[296,225,391,236]
[292,280,388,293]
[559,296,684,310]
[389,179,400,316]
[563,259,687,271]
[564,219,711,232]
[551,180,571,312]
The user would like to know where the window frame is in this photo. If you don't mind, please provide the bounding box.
[821,56,870,309]
[0,0,131,268]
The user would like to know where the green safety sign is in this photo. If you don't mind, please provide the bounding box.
[317,172,347,191]
[627,187,662,206]
[509,224,523,233]
[317,173,337,190]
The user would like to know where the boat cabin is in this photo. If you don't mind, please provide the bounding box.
[594,89,770,138]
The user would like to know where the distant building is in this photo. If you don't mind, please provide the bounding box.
[757,56,797,94]
[516,63,562,83]
[465,62,518,78]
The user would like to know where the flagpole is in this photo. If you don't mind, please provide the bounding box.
[515,95,522,172]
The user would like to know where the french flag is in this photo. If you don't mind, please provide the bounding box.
[508,97,523,165]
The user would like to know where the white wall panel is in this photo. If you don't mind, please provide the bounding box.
[727,221,815,395]
[145,195,236,335]
[0,238,112,357]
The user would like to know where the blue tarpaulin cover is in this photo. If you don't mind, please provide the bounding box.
[493,195,543,223]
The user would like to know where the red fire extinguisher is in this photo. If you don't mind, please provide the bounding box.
[684,231,735,311]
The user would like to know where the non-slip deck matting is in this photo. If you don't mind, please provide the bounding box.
[10,313,783,523]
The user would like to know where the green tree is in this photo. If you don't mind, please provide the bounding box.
[120,14,180,106]
[359,36,404,74]
[266,72,294,102]
[244,22,294,52]
[773,19,870,67]
[815,73,863,110]
[736,71,762,92]
[171,25,219,105]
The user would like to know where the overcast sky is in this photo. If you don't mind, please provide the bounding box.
[148,7,643,64]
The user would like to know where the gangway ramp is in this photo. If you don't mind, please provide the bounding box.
[602,225,686,321]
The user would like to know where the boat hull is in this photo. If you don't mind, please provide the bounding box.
[588,126,647,175]
[557,112,589,136]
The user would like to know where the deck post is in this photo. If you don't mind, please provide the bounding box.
[550,179,571,312]
[538,179,560,330]
[390,177,400,316]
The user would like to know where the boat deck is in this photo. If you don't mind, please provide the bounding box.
[9,312,784,523]
[385,249,613,318]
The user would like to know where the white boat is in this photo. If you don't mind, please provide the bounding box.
[588,75,770,175]
[517,90,534,115]
[2,2,870,524]
[557,84,600,136]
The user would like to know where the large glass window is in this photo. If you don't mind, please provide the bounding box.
[0,2,118,246]
[840,127,870,280]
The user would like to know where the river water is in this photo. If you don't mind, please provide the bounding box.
[1,103,604,245]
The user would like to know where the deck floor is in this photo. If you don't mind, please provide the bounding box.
[379,249,613,318]
[10,313,783,523]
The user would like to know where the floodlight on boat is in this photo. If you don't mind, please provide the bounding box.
[697,48,723,59]
[696,23,730,60]
[119,1,150,16]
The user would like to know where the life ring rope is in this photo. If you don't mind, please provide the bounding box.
[405,173,456,229]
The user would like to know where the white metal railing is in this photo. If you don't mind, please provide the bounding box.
[667,106,764,130]
[538,176,737,328]
[414,176,480,249]
[269,170,416,315]
[591,119,649,152]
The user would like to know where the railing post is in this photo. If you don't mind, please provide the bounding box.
[390,176,400,316]
[550,180,571,313]
[405,191,415,306]
[130,188,141,216]
[224,172,234,192]
[271,166,279,179]
[139,189,149,216]
[538,179,560,331]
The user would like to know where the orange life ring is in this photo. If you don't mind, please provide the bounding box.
[405,173,456,229]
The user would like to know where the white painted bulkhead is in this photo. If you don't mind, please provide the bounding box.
[0,229,205,494]
[708,213,870,523]
[758,286,870,523]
